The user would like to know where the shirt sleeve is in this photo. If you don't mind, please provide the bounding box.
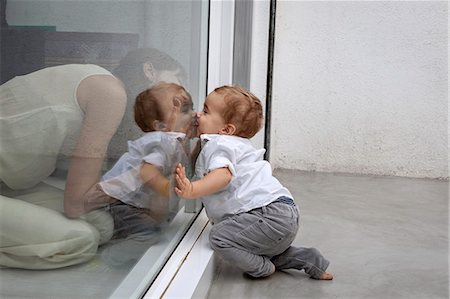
[204,140,237,178]
[142,149,165,168]
[134,133,167,168]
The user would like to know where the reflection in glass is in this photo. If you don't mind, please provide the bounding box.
[92,83,196,267]
[0,0,208,298]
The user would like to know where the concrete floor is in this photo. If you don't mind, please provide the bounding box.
[205,169,448,299]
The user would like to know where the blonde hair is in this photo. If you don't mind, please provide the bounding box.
[214,85,263,138]
[134,82,192,132]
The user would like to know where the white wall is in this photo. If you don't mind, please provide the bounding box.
[270,1,448,179]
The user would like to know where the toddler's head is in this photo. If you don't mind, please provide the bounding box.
[197,85,263,138]
[134,82,194,134]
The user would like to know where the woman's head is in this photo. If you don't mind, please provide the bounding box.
[110,48,188,152]
[113,48,187,100]
[197,85,263,138]
[134,82,194,134]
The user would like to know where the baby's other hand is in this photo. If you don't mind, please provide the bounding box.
[175,163,195,199]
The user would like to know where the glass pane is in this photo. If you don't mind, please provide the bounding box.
[0,0,208,298]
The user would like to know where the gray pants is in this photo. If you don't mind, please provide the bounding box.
[209,198,330,278]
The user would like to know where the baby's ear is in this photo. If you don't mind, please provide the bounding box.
[220,124,236,135]
[172,97,181,109]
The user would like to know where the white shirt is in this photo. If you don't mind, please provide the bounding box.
[0,64,112,189]
[196,134,293,224]
[100,131,187,208]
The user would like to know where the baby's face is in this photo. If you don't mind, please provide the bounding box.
[197,91,227,135]
[161,90,195,135]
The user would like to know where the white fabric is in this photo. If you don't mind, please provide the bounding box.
[196,134,293,224]
[0,181,114,269]
[0,64,112,189]
[100,131,187,208]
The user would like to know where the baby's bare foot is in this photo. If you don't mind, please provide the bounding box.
[319,272,333,280]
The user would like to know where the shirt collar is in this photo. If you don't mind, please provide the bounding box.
[167,132,186,138]
[199,133,220,142]
[199,134,222,146]
[144,131,186,141]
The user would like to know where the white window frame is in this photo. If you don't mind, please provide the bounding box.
[141,1,235,298]
[139,1,270,297]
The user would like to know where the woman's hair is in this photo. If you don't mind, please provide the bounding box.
[112,48,187,100]
[134,82,192,132]
[214,85,264,138]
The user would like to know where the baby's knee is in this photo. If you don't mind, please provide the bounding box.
[44,223,100,266]
[208,228,229,252]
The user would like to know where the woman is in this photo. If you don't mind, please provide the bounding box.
[0,48,186,269]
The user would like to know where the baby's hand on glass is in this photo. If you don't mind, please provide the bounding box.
[175,163,195,199]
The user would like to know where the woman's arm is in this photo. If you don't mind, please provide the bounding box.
[174,163,232,199]
[64,75,127,218]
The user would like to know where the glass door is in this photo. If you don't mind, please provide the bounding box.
[0,0,208,298]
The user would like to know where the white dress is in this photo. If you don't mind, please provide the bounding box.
[0,65,115,269]
[0,64,112,189]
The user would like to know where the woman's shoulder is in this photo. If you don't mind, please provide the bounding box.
[27,64,110,77]
[55,63,110,72]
